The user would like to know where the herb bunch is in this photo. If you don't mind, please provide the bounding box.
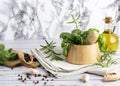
[60,28,98,56]
[40,40,63,61]
[60,14,99,56]
[0,44,18,65]
[96,50,116,67]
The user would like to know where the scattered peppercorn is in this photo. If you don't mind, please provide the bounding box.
[33,80,39,85]
[43,75,47,78]
[36,81,39,83]
[38,74,41,77]
[42,67,45,69]
[28,77,31,79]
[17,75,27,83]
[18,77,22,80]
[24,78,26,80]
[44,82,46,85]
[42,78,44,81]
[26,73,29,75]
[11,67,14,70]
[17,70,55,85]
[18,74,20,76]
[26,75,31,79]
[51,79,54,81]
[34,74,37,77]
[20,76,23,78]
[22,80,25,82]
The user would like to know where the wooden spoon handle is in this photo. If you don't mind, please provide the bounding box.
[4,59,22,67]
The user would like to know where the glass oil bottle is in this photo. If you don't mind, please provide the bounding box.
[102,17,119,51]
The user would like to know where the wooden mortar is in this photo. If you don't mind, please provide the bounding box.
[66,42,101,65]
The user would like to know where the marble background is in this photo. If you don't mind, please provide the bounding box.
[0,0,120,40]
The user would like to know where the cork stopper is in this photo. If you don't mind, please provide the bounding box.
[105,17,112,24]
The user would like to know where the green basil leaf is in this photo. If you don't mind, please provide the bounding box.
[71,29,81,36]
[0,44,5,50]
[0,50,6,58]
[8,48,13,53]
[60,32,71,39]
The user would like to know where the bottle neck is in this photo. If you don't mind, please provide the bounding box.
[104,23,113,33]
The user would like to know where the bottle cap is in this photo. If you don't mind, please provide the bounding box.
[105,17,112,24]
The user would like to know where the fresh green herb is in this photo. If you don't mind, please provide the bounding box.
[0,44,18,65]
[60,28,99,56]
[60,14,99,56]
[68,14,80,29]
[96,50,116,67]
[40,40,64,61]
[98,34,107,52]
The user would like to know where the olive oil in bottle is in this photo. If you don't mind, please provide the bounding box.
[102,17,119,51]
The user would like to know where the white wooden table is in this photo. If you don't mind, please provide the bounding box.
[0,40,120,86]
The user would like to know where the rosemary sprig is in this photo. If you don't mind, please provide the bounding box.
[96,50,117,67]
[68,14,80,29]
[40,40,64,61]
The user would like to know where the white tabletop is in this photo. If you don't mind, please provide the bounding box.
[0,40,120,86]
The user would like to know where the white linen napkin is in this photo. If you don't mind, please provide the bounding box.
[31,48,96,78]
[31,48,120,78]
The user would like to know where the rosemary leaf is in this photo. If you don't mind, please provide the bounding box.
[95,50,116,67]
[40,40,64,61]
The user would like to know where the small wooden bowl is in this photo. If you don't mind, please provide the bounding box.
[66,42,101,65]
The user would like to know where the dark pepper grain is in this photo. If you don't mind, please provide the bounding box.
[42,78,44,81]
[44,82,46,85]
[24,53,31,62]
[43,75,47,78]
